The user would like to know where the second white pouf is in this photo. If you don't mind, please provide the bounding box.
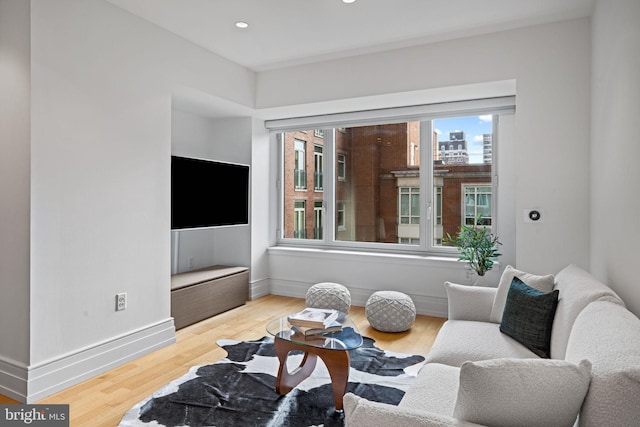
[366,291,416,332]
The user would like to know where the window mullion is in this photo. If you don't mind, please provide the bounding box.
[491,115,499,237]
[421,120,432,252]
[324,128,336,245]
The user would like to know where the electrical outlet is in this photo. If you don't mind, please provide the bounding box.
[188,257,195,269]
[116,292,127,311]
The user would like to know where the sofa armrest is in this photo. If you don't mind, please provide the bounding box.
[445,282,497,322]
[344,393,485,427]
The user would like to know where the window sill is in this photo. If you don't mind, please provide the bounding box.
[267,245,464,268]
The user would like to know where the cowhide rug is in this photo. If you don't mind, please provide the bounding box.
[119,336,425,427]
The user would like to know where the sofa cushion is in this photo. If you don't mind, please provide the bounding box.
[499,277,559,358]
[565,301,640,427]
[490,265,555,323]
[453,358,592,427]
[400,363,460,415]
[425,320,539,367]
[344,393,486,427]
[550,264,624,359]
[445,282,496,322]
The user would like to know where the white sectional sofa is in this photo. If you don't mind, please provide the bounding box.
[344,264,640,427]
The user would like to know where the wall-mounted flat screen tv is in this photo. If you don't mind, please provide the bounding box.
[171,155,249,230]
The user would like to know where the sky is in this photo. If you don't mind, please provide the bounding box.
[434,115,493,163]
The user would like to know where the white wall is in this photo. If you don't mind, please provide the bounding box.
[250,118,273,299]
[16,0,255,400]
[258,19,591,314]
[590,0,640,316]
[0,0,31,395]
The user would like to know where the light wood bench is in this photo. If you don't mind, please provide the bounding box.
[171,265,249,329]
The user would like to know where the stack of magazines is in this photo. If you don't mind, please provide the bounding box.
[288,308,343,336]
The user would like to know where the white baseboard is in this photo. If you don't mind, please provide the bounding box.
[250,277,270,300]
[0,356,28,403]
[17,318,176,403]
[269,279,448,318]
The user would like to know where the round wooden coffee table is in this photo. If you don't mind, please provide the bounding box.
[266,312,363,410]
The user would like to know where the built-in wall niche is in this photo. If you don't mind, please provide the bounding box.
[170,109,253,275]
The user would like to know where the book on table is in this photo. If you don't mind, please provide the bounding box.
[292,322,343,337]
[288,308,339,329]
[290,331,330,344]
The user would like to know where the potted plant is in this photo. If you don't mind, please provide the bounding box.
[445,216,502,280]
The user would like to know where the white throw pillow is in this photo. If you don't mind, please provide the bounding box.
[444,281,496,321]
[344,393,483,427]
[489,265,555,323]
[453,358,592,427]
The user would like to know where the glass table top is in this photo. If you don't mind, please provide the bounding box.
[266,311,363,350]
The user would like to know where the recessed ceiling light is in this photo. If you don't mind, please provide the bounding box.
[235,21,249,29]
[342,0,356,3]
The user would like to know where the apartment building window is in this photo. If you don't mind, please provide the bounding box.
[337,201,346,232]
[399,237,420,244]
[270,96,513,254]
[463,185,492,227]
[337,153,346,181]
[399,187,420,225]
[314,201,323,239]
[294,139,306,190]
[314,129,324,137]
[293,201,306,239]
[314,146,323,191]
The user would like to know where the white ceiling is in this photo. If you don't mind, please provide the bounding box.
[106,0,595,72]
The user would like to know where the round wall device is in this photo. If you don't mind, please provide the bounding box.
[528,210,541,221]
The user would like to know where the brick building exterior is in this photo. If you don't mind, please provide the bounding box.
[282,123,491,245]
[434,163,492,241]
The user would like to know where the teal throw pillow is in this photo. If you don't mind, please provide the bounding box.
[499,277,559,358]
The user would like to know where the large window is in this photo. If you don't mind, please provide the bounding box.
[272,98,513,252]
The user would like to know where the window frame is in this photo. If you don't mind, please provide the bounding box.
[271,97,512,255]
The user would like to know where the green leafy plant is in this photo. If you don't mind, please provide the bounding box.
[445,217,502,277]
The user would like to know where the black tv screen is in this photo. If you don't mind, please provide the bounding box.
[171,156,249,230]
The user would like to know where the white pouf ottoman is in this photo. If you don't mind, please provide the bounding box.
[306,282,351,313]
[366,291,416,332]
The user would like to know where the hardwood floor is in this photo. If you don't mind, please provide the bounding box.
[2,294,446,426]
